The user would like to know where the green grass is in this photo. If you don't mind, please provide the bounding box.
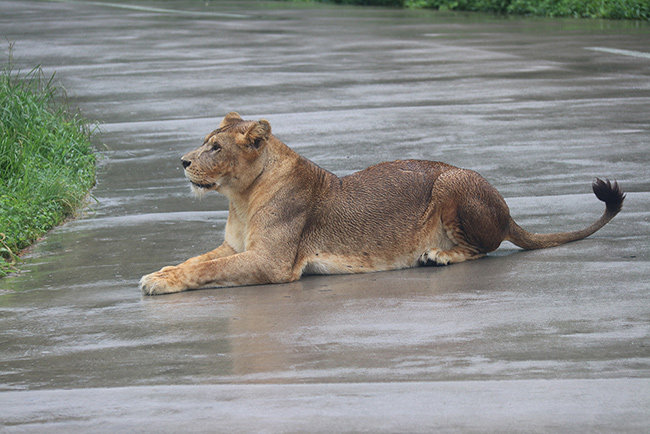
[288,0,650,19]
[0,49,97,277]
[405,0,650,19]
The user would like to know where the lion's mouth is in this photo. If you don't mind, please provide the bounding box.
[190,181,216,189]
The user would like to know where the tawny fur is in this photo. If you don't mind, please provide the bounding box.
[140,112,624,295]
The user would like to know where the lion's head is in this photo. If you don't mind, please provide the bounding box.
[181,112,272,197]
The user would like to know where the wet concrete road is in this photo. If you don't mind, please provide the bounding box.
[1,0,649,432]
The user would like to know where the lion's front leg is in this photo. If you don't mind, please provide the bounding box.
[140,250,297,296]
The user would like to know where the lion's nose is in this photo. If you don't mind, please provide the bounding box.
[181,159,191,169]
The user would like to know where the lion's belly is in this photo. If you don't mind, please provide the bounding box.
[302,253,414,275]
[300,222,454,276]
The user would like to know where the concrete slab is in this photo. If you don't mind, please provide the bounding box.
[1,1,649,432]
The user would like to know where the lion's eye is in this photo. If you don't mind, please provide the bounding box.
[211,144,221,152]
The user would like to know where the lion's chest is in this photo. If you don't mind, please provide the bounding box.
[224,214,248,253]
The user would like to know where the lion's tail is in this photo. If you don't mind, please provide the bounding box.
[505,178,625,250]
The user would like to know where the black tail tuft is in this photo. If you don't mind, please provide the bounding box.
[592,178,625,215]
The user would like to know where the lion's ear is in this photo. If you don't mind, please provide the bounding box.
[242,120,271,149]
[219,112,243,128]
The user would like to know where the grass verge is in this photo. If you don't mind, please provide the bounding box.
[0,48,97,277]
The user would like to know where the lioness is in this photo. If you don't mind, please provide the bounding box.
[140,112,624,295]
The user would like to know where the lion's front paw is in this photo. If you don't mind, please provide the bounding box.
[140,267,190,296]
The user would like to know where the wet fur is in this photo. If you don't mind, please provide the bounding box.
[140,113,624,295]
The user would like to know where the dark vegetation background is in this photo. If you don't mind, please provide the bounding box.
[296,0,650,20]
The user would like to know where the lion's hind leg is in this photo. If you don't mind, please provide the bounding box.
[417,215,486,266]
[420,246,485,266]
[421,169,511,266]
[421,206,502,266]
